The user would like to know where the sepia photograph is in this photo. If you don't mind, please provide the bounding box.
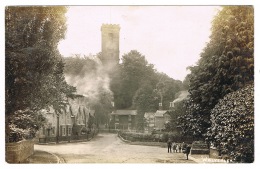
[4,3,255,166]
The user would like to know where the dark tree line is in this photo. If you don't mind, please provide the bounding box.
[178,6,254,162]
[5,6,76,142]
[110,50,184,131]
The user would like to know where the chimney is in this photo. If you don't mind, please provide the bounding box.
[159,102,163,110]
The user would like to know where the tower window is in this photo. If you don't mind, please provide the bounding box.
[109,33,114,42]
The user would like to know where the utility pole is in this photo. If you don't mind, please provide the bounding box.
[56,113,59,144]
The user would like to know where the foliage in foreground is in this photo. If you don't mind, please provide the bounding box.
[179,6,254,139]
[5,6,76,142]
[206,83,254,163]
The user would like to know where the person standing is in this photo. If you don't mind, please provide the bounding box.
[182,142,187,152]
[176,144,179,153]
[172,142,177,153]
[185,144,192,160]
[178,143,182,153]
[167,138,172,153]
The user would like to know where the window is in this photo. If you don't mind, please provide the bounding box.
[42,127,45,135]
[63,127,66,136]
[115,115,119,121]
[68,128,71,135]
[159,103,162,106]
[128,115,131,121]
[52,127,55,135]
[109,33,114,42]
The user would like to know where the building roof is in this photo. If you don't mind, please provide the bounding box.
[144,112,155,119]
[154,110,168,117]
[111,110,137,116]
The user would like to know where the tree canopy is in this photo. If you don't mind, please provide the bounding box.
[207,83,254,162]
[5,6,76,142]
[179,6,254,139]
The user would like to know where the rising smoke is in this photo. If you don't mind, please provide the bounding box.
[63,54,113,104]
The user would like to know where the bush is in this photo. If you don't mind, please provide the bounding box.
[208,83,254,162]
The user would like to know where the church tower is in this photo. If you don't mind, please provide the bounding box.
[100,24,120,67]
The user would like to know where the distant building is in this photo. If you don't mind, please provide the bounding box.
[144,112,155,133]
[38,96,96,143]
[154,110,170,130]
[100,24,120,68]
[110,110,137,131]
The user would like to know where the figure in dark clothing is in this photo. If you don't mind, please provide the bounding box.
[178,144,182,153]
[167,139,172,153]
[185,145,192,160]
[172,143,177,153]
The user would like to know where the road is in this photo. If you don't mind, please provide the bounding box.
[34,133,195,163]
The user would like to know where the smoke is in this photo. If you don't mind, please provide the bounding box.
[64,55,113,104]
[173,90,189,104]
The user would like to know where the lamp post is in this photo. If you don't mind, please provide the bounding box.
[56,113,60,144]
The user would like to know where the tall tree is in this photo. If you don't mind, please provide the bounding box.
[115,50,156,109]
[5,6,76,142]
[180,6,254,139]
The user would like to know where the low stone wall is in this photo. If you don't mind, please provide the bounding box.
[38,130,99,144]
[190,142,209,155]
[209,147,221,159]
[6,140,34,163]
[118,132,167,147]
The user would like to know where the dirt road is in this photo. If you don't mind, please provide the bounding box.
[34,133,195,163]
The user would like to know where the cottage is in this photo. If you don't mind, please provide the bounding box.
[144,112,155,133]
[110,110,137,131]
[154,110,170,130]
[38,96,96,143]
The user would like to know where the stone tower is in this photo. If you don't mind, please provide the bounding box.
[100,24,120,67]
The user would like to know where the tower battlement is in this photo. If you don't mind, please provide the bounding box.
[101,24,120,31]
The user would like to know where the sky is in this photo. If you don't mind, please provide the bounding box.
[58,6,221,81]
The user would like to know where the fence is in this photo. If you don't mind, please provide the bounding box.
[118,131,194,143]
[6,140,34,163]
[39,130,98,144]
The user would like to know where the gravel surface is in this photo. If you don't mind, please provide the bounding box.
[22,150,60,163]
[33,133,196,163]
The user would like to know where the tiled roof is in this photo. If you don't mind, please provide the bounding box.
[154,110,168,117]
[111,110,137,115]
[144,112,155,118]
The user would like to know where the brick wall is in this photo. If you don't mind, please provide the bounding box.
[5,140,34,163]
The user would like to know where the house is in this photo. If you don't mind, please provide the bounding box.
[110,110,137,131]
[38,96,96,143]
[154,110,170,130]
[144,112,155,133]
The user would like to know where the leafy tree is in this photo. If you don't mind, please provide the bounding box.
[115,50,156,109]
[5,6,76,142]
[112,50,184,131]
[180,6,254,139]
[90,89,114,126]
[133,83,158,112]
[63,54,98,77]
[166,100,187,132]
[206,83,254,162]
[154,74,183,110]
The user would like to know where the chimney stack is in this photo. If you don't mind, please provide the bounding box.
[159,102,163,110]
